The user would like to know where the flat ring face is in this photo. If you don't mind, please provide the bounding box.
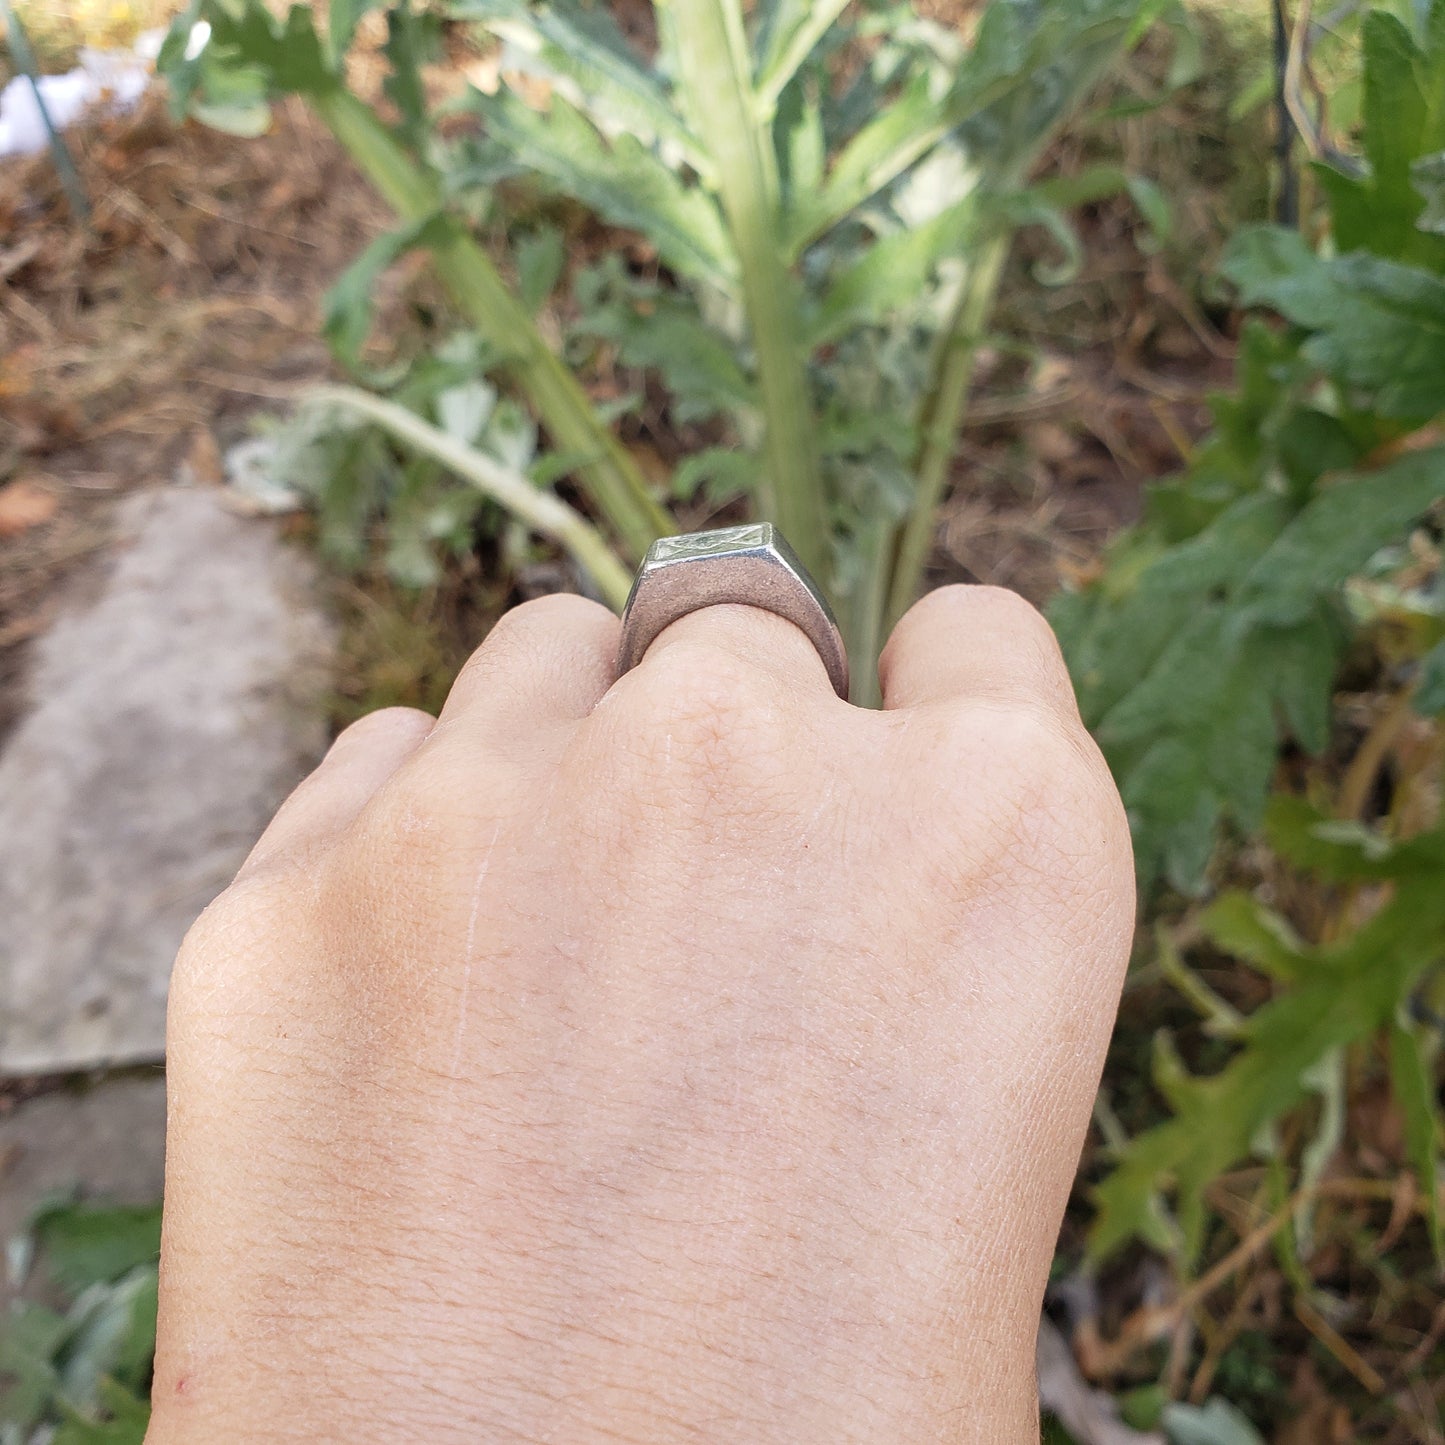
[616,523,850,699]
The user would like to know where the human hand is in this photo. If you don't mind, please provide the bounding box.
[146,585,1133,1444]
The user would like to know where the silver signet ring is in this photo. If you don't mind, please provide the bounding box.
[616,523,850,700]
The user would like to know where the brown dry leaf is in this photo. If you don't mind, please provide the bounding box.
[0,344,41,398]
[0,479,59,538]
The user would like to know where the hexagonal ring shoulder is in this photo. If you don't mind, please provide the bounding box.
[615,524,849,700]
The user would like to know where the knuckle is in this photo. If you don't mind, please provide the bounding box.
[605,642,795,802]
[928,700,1113,839]
[169,874,291,1012]
[620,641,779,737]
[344,735,520,879]
[470,594,605,671]
[334,706,433,750]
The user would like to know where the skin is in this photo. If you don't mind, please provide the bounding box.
[145,584,1134,1444]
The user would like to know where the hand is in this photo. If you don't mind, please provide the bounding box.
[146,584,1133,1444]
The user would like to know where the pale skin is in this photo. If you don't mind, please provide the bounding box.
[145,584,1134,1444]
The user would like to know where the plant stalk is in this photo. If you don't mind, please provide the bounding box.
[839,517,892,709]
[311,384,634,609]
[668,0,831,586]
[312,88,669,564]
[885,234,1008,629]
[1,0,91,221]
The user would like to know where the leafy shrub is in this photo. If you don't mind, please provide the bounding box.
[159,0,1172,700]
[0,1201,160,1443]
[1061,3,1445,1270]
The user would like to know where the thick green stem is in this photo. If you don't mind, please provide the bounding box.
[839,518,892,709]
[311,384,634,609]
[312,88,669,564]
[669,0,830,586]
[885,234,1008,630]
[1,0,90,221]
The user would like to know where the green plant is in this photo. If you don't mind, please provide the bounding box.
[1060,0,1445,1277]
[159,0,1171,701]
[0,1201,161,1442]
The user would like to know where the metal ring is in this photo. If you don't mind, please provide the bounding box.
[616,524,850,700]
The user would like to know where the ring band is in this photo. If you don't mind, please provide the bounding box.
[616,523,850,700]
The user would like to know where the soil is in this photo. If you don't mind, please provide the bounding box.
[0,90,390,739]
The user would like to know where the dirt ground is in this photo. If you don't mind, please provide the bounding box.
[0,91,393,740]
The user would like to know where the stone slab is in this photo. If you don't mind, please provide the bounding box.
[0,487,334,1075]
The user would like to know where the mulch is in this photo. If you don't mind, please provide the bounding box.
[0,89,391,739]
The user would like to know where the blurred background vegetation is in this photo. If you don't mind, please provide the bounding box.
[2,0,1443,1441]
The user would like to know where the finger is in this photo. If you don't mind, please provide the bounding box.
[433,593,621,743]
[878,585,1080,718]
[236,707,434,880]
[633,603,842,703]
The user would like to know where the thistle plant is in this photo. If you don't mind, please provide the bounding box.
[161,0,1164,703]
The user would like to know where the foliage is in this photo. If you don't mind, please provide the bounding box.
[1052,2,1445,894]
[1063,0,1445,1278]
[159,0,1171,699]
[1092,803,1445,1263]
[0,1202,160,1443]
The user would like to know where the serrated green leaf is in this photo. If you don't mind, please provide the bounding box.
[329,0,385,59]
[1199,893,1309,983]
[30,1204,161,1296]
[671,447,755,504]
[1116,738,1222,895]
[384,0,441,150]
[53,1377,151,1445]
[1315,9,1445,263]
[1239,449,1445,620]
[809,197,980,346]
[0,1302,69,1429]
[1226,229,1445,416]
[455,0,705,170]
[1389,1017,1443,1262]
[58,1268,158,1411]
[798,0,1144,249]
[322,213,454,369]
[514,227,565,314]
[1090,833,1445,1262]
[575,263,755,424]
[465,88,735,285]
[212,2,338,97]
[1060,441,1445,889]
[1264,607,1343,753]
